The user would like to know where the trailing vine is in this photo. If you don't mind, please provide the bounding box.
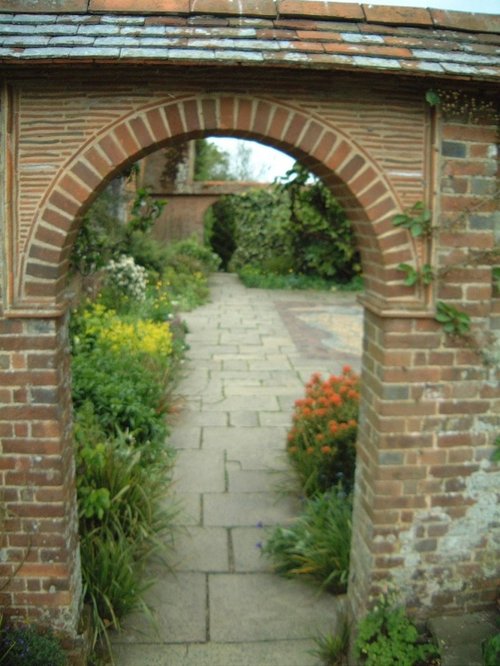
[393,199,499,366]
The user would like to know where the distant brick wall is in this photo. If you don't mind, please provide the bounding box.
[0,62,498,642]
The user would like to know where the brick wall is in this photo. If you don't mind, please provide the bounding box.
[0,313,81,633]
[0,65,498,638]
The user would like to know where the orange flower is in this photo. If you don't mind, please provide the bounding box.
[306,446,315,455]
[321,445,332,454]
[343,364,352,375]
[330,393,342,406]
[329,421,339,434]
[316,433,325,442]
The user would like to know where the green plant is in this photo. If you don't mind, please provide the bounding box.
[286,368,359,496]
[393,202,432,238]
[71,183,167,277]
[100,255,148,310]
[397,263,434,287]
[80,523,151,655]
[492,435,500,463]
[70,301,179,456]
[310,621,350,665]
[0,622,67,666]
[482,630,500,666]
[355,596,439,666]
[492,267,500,296]
[165,236,221,274]
[262,488,352,593]
[74,405,177,656]
[278,163,361,283]
[435,301,471,335]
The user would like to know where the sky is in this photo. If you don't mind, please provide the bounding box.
[210,0,499,181]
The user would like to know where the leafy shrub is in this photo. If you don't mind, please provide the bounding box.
[205,163,361,285]
[279,163,361,283]
[286,368,359,496]
[238,265,364,292]
[70,302,176,460]
[101,255,148,308]
[483,630,500,666]
[355,596,439,666]
[227,188,293,273]
[71,184,166,277]
[162,266,209,311]
[165,236,221,274]
[262,488,352,593]
[0,623,67,666]
[204,201,237,270]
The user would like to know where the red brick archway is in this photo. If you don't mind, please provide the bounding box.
[21,94,419,313]
[0,8,498,648]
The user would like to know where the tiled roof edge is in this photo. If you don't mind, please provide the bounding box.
[0,2,498,35]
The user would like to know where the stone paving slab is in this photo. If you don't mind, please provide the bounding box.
[173,449,225,493]
[115,572,207,644]
[172,527,229,573]
[171,492,202,526]
[112,640,320,666]
[200,395,281,411]
[204,492,299,527]
[209,573,346,642]
[202,426,286,450]
[227,448,289,471]
[227,468,278,493]
[232,527,271,572]
[167,425,202,450]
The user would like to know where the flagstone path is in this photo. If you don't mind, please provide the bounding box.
[112,273,362,665]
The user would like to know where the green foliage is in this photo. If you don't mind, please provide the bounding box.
[165,236,221,274]
[397,263,434,287]
[492,435,500,463]
[205,162,361,284]
[194,138,231,181]
[72,329,178,654]
[0,623,67,666]
[71,344,169,456]
[262,488,352,593]
[435,301,471,335]
[482,630,500,666]
[71,182,167,277]
[287,369,359,497]
[393,202,432,238]
[203,203,236,270]
[310,622,350,666]
[492,266,500,296]
[238,265,363,291]
[80,523,151,653]
[355,596,439,666]
[397,263,419,287]
[279,163,361,282]
[425,89,441,107]
[227,188,294,272]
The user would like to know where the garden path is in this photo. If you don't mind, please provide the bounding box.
[112,273,362,666]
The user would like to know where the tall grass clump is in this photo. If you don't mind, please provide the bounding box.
[262,367,359,594]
